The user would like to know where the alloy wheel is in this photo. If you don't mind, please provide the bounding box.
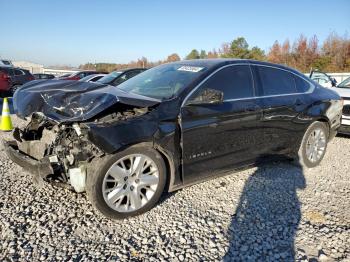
[305,127,326,163]
[102,154,159,212]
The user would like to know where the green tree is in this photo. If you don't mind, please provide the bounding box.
[248,46,266,60]
[200,50,207,59]
[186,49,200,60]
[311,56,332,71]
[230,37,250,58]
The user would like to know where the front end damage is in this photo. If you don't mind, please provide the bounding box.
[4,103,154,192]
[5,80,160,192]
[4,113,103,192]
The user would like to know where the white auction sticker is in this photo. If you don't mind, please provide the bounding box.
[177,66,204,73]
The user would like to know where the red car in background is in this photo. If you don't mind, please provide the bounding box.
[0,69,12,97]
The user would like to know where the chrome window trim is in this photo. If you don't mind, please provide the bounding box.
[181,63,315,107]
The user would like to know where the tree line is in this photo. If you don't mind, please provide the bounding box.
[79,32,350,73]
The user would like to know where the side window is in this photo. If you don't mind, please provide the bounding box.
[126,71,140,79]
[112,73,128,86]
[257,66,296,96]
[91,76,103,82]
[14,69,24,76]
[294,75,312,92]
[193,65,254,100]
[78,73,86,78]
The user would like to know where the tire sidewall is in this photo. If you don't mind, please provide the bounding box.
[87,146,166,220]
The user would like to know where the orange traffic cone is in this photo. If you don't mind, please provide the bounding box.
[0,97,13,131]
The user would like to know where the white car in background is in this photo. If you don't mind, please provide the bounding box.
[334,77,350,134]
[78,74,107,83]
[0,59,14,67]
[310,71,350,134]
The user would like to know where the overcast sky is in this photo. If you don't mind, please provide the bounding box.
[2,0,349,66]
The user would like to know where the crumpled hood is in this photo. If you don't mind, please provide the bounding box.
[14,79,160,123]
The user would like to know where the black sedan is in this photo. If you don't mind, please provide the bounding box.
[4,59,343,219]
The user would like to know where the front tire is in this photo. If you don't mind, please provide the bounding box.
[295,121,329,168]
[86,146,166,219]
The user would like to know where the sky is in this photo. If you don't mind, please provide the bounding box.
[1,0,349,67]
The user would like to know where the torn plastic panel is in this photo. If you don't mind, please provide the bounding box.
[14,79,160,123]
[7,118,102,192]
[7,102,156,192]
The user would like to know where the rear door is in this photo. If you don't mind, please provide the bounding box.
[180,64,263,184]
[252,65,307,155]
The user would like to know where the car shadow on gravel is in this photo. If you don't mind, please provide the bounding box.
[224,160,306,261]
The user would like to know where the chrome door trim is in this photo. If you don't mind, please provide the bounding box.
[181,63,315,107]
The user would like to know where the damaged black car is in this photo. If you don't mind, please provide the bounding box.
[4,59,343,219]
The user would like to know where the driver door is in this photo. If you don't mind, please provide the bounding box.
[180,65,263,184]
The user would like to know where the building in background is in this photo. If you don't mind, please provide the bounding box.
[12,61,44,74]
[12,61,78,76]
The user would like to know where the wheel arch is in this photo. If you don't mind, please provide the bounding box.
[313,117,331,137]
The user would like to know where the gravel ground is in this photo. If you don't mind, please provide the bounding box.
[0,116,349,261]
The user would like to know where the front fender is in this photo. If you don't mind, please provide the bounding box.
[85,116,158,154]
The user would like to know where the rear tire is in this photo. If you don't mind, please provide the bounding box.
[295,121,329,168]
[86,146,166,219]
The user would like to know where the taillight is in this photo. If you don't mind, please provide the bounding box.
[28,75,35,81]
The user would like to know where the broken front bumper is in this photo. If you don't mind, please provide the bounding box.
[3,140,54,181]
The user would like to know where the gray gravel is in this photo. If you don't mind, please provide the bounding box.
[0,116,349,261]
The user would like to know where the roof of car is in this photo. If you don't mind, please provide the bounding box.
[113,68,147,73]
[169,59,299,73]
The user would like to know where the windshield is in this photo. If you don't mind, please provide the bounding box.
[98,71,123,84]
[338,77,350,88]
[117,64,206,100]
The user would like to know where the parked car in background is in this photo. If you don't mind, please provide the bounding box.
[0,66,34,93]
[33,73,55,80]
[309,70,337,88]
[310,71,350,135]
[331,77,350,134]
[58,70,107,81]
[0,59,14,67]
[0,68,12,96]
[4,59,343,219]
[79,74,107,83]
[337,76,350,89]
[97,68,147,86]
[58,73,72,78]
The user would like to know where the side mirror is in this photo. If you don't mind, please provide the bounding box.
[187,88,224,105]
